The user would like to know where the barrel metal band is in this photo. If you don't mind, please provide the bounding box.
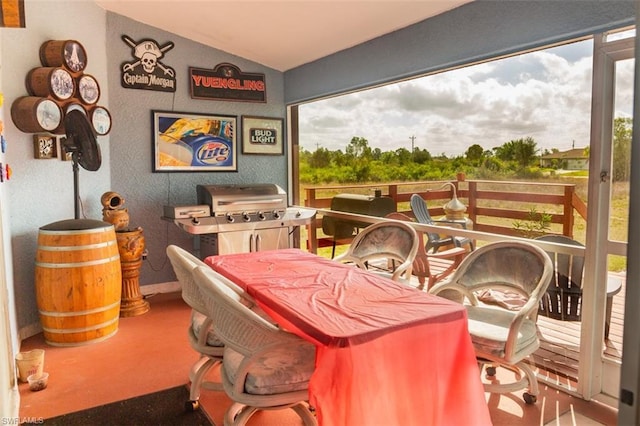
[41,316,119,334]
[38,300,120,317]
[35,253,120,268]
[38,226,113,235]
[37,240,117,251]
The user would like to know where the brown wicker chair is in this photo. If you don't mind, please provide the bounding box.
[385,212,467,290]
[333,220,418,283]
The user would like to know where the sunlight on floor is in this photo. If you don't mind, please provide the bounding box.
[544,406,606,426]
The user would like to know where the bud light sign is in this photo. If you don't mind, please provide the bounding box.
[242,116,284,155]
[153,111,237,172]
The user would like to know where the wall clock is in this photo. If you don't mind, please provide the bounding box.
[33,134,57,159]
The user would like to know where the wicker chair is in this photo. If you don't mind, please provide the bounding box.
[193,266,317,426]
[429,241,553,404]
[386,212,467,290]
[166,245,226,410]
[333,220,419,282]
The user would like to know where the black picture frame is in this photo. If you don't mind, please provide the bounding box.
[152,110,237,172]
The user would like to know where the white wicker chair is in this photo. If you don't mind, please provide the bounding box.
[166,244,225,411]
[333,220,419,282]
[429,241,553,404]
[193,265,317,426]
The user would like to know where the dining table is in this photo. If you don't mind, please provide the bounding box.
[205,248,491,426]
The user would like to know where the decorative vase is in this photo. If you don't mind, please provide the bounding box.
[116,227,149,317]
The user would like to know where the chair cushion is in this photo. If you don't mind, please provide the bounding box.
[191,310,224,347]
[223,341,316,395]
[466,306,538,359]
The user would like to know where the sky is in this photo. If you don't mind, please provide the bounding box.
[298,37,634,158]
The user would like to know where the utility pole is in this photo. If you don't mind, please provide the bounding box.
[409,135,416,158]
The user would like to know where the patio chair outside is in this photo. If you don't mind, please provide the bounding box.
[534,234,622,339]
[534,235,585,321]
[410,193,474,252]
[333,220,419,282]
[193,266,317,426]
[429,241,553,404]
[386,212,467,290]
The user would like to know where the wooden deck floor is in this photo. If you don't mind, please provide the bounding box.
[371,259,625,383]
[532,272,625,382]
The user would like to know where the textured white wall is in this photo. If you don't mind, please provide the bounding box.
[105,12,287,288]
[1,1,110,336]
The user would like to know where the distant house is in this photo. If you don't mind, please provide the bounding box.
[539,147,589,170]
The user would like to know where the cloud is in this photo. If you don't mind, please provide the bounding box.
[298,37,630,157]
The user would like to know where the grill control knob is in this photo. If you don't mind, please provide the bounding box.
[258,211,266,221]
[242,212,251,222]
[225,213,235,223]
[273,210,281,219]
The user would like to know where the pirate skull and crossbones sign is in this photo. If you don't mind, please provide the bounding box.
[121,35,175,77]
[137,41,162,73]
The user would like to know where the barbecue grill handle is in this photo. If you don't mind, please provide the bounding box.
[218,199,283,206]
[248,233,261,252]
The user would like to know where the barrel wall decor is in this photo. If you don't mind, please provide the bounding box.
[11,96,62,133]
[26,67,76,101]
[11,39,111,138]
[35,219,122,346]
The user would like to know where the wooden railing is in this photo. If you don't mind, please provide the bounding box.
[304,178,588,254]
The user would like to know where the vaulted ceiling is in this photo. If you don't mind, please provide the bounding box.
[95,0,473,71]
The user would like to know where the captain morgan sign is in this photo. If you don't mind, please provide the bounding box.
[190,63,266,103]
[120,35,176,92]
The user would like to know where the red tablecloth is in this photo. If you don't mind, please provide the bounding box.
[206,248,491,426]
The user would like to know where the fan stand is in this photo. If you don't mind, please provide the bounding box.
[71,151,81,220]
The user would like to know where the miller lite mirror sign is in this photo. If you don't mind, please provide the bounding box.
[121,35,176,92]
[152,110,237,172]
[190,63,266,103]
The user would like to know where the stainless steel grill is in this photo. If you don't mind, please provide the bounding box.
[165,183,315,257]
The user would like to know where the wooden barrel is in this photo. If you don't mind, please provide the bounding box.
[35,219,122,347]
[10,96,62,133]
[39,39,87,74]
[26,67,75,101]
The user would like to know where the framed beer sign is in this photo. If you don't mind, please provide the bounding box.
[190,63,266,103]
[241,116,283,155]
[152,110,237,172]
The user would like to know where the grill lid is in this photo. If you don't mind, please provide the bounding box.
[197,184,287,216]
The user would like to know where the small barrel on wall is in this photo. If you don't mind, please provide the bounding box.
[35,219,122,347]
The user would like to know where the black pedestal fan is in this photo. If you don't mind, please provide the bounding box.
[61,110,102,219]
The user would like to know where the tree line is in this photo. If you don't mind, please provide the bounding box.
[299,117,632,184]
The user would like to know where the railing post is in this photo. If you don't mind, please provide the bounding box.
[563,185,575,238]
[388,184,398,210]
[468,181,477,225]
[306,188,318,253]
